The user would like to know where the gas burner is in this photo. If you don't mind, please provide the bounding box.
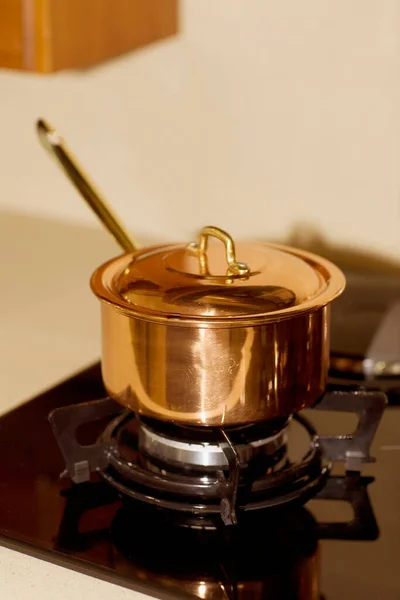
[49,390,385,526]
[139,414,287,470]
[99,410,326,525]
[137,415,288,470]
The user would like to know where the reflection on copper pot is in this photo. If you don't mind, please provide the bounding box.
[99,303,329,425]
[91,226,345,426]
[112,504,321,600]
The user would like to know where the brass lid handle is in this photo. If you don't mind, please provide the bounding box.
[188,226,250,277]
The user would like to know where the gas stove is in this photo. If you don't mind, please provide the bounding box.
[48,387,384,530]
[0,270,399,599]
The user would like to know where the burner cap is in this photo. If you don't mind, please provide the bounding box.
[138,421,288,469]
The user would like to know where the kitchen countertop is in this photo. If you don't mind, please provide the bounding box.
[0,211,152,599]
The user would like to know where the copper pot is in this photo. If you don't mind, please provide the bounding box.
[91,226,345,426]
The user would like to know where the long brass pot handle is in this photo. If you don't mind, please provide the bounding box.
[188,226,250,277]
[36,119,138,254]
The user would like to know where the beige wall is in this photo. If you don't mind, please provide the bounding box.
[0,0,399,260]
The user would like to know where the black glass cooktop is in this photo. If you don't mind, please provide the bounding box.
[0,362,399,599]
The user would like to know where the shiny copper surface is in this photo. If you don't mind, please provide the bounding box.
[91,227,345,426]
[91,233,345,326]
[99,303,330,425]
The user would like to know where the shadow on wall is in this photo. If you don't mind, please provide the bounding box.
[2,210,399,277]
[276,223,400,276]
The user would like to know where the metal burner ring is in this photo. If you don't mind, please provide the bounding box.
[138,422,288,469]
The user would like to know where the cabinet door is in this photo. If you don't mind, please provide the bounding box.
[0,0,25,69]
[0,0,178,72]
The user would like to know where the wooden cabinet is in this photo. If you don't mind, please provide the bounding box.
[0,0,178,72]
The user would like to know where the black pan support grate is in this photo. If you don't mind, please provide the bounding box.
[49,390,385,528]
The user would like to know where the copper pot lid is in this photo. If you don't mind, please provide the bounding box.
[91,226,345,327]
